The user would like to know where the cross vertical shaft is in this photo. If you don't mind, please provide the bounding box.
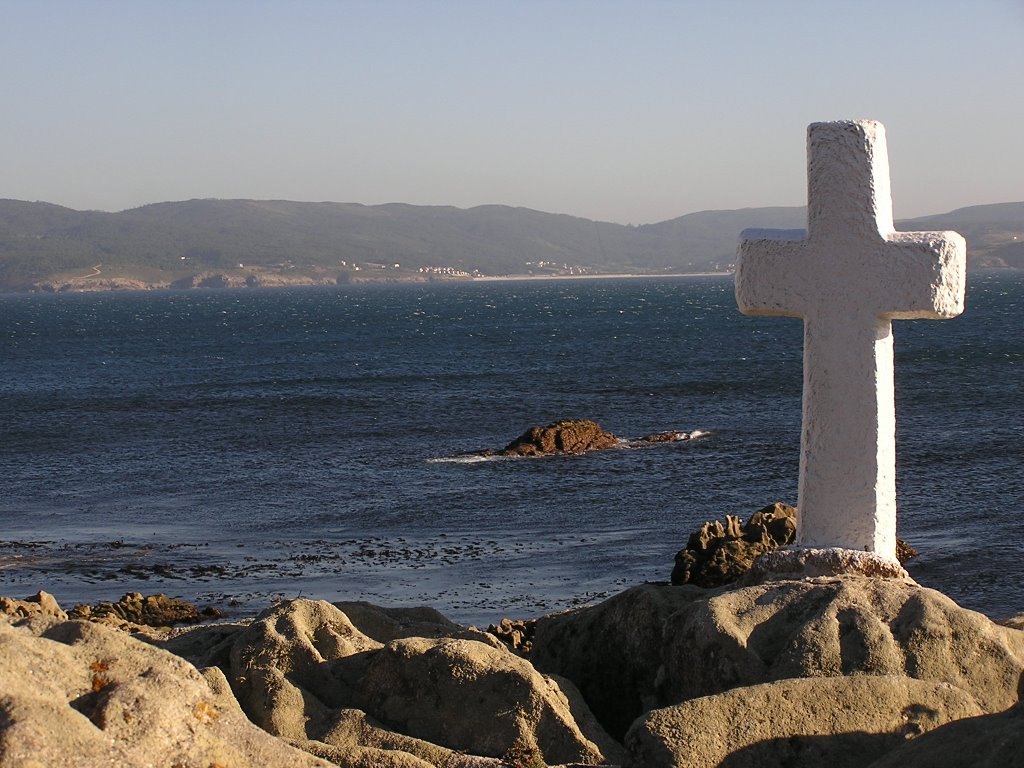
[799,308,897,555]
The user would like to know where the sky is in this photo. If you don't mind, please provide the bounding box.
[2,0,1022,224]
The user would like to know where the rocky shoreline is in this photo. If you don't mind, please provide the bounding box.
[3,564,1022,766]
[24,270,727,294]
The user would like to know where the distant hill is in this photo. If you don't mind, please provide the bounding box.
[898,202,1024,269]
[0,198,1020,291]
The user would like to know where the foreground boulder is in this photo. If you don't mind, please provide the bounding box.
[625,675,983,768]
[0,614,332,768]
[331,600,467,642]
[227,599,621,765]
[3,583,1019,768]
[531,583,708,739]
[355,636,621,765]
[865,695,1023,768]
[658,576,1024,712]
[530,576,1024,759]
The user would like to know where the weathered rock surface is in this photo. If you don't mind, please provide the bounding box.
[69,591,215,629]
[0,590,67,623]
[468,421,706,460]
[864,697,1024,768]
[658,577,1024,713]
[1000,613,1024,631]
[355,636,622,765]
[746,546,910,582]
[4,585,1020,768]
[182,601,514,767]
[487,419,620,457]
[625,675,984,768]
[531,583,708,739]
[670,502,797,587]
[487,616,537,655]
[227,598,621,766]
[529,577,1024,754]
[228,599,385,738]
[332,600,467,643]
[671,503,919,588]
[159,619,253,671]
[0,614,333,768]
[293,708,510,768]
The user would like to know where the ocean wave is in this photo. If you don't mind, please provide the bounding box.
[426,454,509,464]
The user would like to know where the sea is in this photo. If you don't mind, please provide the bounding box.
[1,272,1021,627]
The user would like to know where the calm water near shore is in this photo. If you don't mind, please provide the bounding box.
[1,273,1021,626]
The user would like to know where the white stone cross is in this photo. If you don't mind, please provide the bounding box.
[735,120,966,563]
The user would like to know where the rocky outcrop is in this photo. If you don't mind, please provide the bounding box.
[226,598,622,766]
[3,585,1021,767]
[0,590,67,623]
[465,421,708,460]
[658,577,1024,713]
[529,577,1024,760]
[487,419,620,457]
[671,503,918,587]
[626,675,983,768]
[1000,613,1024,631]
[32,277,164,292]
[531,583,708,739]
[228,600,385,739]
[332,600,467,643]
[671,502,798,587]
[487,617,537,655]
[171,272,242,289]
[355,636,620,765]
[0,614,333,768]
[68,591,218,630]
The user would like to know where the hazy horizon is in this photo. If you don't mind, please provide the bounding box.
[9,195,1024,228]
[3,0,1022,225]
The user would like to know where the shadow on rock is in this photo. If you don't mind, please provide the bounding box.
[863,671,1024,768]
[716,731,897,768]
[625,675,983,768]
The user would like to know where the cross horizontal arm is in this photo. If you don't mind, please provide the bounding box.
[878,231,966,319]
[735,230,809,317]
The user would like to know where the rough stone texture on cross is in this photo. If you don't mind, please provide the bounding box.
[735,120,966,564]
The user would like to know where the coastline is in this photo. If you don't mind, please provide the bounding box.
[470,271,731,282]
[10,266,1019,295]
[12,270,733,295]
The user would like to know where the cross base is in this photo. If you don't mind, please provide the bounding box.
[746,547,910,583]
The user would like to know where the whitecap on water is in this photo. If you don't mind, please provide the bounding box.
[426,454,505,464]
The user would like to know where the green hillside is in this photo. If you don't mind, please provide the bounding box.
[0,198,1020,291]
[898,203,1024,269]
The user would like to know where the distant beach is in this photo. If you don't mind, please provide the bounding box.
[471,271,731,282]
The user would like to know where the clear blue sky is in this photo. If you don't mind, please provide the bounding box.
[2,0,1021,223]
